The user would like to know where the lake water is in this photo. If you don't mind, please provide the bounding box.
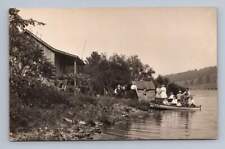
[95,90,217,140]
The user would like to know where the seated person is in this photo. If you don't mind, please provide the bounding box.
[168,92,175,103]
[188,96,195,107]
[177,90,182,100]
[162,99,169,105]
[176,101,182,107]
[155,86,161,98]
[171,97,178,105]
[168,92,178,106]
[176,90,183,106]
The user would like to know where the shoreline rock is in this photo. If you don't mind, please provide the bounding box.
[10,98,149,141]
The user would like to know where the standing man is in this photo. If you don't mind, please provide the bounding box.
[183,88,191,106]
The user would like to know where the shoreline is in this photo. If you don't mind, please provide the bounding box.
[10,96,149,141]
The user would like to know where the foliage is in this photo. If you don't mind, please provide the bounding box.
[9,8,56,132]
[9,8,190,140]
[127,55,155,81]
[9,8,55,97]
[83,51,155,95]
[155,75,185,95]
[155,75,170,87]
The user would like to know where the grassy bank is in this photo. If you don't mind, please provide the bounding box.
[10,88,149,141]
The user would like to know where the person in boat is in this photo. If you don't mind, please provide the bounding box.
[162,98,169,105]
[176,100,182,107]
[182,88,194,107]
[168,92,178,106]
[160,84,167,98]
[176,90,183,106]
[188,95,195,107]
[155,85,161,103]
[155,85,161,98]
[183,88,191,97]
[160,84,168,105]
[171,96,178,106]
[168,92,174,103]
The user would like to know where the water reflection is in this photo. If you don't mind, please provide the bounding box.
[95,90,217,140]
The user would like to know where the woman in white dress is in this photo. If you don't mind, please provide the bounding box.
[160,84,168,105]
[160,84,167,99]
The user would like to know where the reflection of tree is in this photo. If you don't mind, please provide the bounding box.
[152,111,163,126]
[100,111,196,139]
[101,120,131,139]
[197,76,203,84]
[179,111,195,130]
[150,110,196,138]
[205,75,211,83]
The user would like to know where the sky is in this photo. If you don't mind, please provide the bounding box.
[19,8,217,75]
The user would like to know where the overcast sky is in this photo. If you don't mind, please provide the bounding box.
[19,8,217,75]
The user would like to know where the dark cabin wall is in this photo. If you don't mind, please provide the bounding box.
[55,53,75,77]
[43,47,55,64]
[26,31,83,78]
[27,32,55,65]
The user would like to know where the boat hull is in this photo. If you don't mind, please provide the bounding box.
[150,103,201,111]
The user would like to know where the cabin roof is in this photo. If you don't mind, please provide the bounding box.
[133,80,155,90]
[24,29,84,65]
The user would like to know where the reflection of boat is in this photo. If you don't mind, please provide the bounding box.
[150,103,201,111]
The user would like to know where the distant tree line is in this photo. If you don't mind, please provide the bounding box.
[166,66,217,89]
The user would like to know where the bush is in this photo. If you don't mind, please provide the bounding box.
[167,83,186,95]
[10,78,71,132]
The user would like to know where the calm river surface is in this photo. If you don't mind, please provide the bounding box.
[95,90,217,140]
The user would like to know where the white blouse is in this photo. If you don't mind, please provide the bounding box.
[160,87,167,98]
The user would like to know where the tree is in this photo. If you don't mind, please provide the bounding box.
[108,54,131,87]
[127,55,143,80]
[9,8,55,97]
[9,8,63,132]
[140,64,155,81]
[127,55,155,81]
[84,52,131,95]
[83,52,108,94]
[155,75,169,86]
[154,75,185,95]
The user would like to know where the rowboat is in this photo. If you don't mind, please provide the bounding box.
[150,103,201,111]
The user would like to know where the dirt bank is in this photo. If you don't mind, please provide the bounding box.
[10,95,149,141]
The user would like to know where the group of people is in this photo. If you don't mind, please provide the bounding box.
[113,83,139,99]
[114,83,195,107]
[114,84,126,96]
[156,85,195,107]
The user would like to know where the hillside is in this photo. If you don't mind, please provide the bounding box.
[165,66,217,90]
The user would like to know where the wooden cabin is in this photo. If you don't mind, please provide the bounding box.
[24,30,84,89]
[133,80,156,102]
